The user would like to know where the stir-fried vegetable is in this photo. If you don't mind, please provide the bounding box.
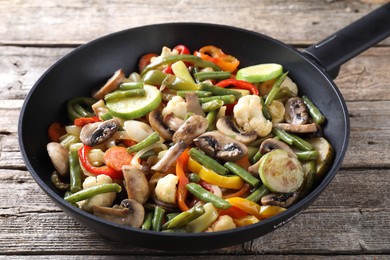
[46,44,334,233]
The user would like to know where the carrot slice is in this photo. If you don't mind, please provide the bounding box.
[48,122,66,142]
[103,146,133,172]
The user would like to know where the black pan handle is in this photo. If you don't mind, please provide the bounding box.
[303,2,390,79]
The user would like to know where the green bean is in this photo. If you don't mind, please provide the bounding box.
[139,149,157,160]
[272,127,294,145]
[141,54,221,76]
[260,96,272,121]
[186,183,231,209]
[69,149,82,193]
[295,150,318,161]
[67,97,96,121]
[199,95,236,104]
[265,72,288,106]
[162,205,205,229]
[51,171,70,191]
[141,212,153,230]
[104,89,146,102]
[251,151,262,164]
[60,134,79,149]
[224,162,260,187]
[302,95,326,125]
[189,148,229,175]
[176,90,213,98]
[201,100,224,112]
[152,206,166,232]
[127,132,160,153]
[64,183,122,204]
[199,83,242,99]
[288,133,314,151]
[166,212,180,221]
[194,71,231,81]
[246,185,270,203]
[273,128,314,151]
[188,173,201,183]
[206,109,218,128]
[118,82,144,90]
[142,70,169,85]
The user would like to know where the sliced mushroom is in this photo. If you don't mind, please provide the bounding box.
[122,165,150,204]
[151,140,187,172]
[216,116,257,145]
[92,69,125,100]
[185,92,206,117]
[273,122,317,133]
[92,199,145,228]
[162,112,184,132]
[259,138,295,155]
[261,192,299,208]
[47,142,69,176]
[248,160,261,176]
[148,110,174,140]
[284,97,309,125]
[172,115,209,145]
[194,131,248,161]
[79,118,120,146]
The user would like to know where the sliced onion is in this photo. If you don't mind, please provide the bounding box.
[124,120,154,142]
[105,131,130,148]
[131,142,168,170]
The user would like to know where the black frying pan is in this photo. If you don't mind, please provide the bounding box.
[18,3,390,251]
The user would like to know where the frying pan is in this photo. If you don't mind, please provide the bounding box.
[18,3,390,251]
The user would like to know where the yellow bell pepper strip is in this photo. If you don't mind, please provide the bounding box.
[176,148,191,212]
[216,79,259,96]
[187,157,244,189]
[259,205,287,219]
[78,145,123,179]
[194,45,240,73]
[234,215,260,227]
[226,197,263,220]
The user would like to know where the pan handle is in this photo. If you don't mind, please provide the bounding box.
[303,2,390,79]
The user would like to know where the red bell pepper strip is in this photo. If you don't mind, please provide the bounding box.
[78,145,123,179]
[219,205,248,219]
[176,148,190,212]
[48,122,67,142]
[194,45,240,73]
[216,78,259,96]
[74,116,100,127]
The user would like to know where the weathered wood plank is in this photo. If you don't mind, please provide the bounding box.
[1,169,389,254]
[0,0,388,46]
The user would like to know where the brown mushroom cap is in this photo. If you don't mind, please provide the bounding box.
[92,199,145,228]
[259,138,295,155]
[284,97,309,125]
[261,192,299,208]
[122,165,150,204]
[216,116,257,145]
[194,131,248,161]
[148,110,174,140]
[92,69,125,100]
[79,118,121,146]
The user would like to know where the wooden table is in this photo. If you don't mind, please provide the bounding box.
[1,0,390,258]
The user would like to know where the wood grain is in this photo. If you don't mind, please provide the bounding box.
[1,0,389,46]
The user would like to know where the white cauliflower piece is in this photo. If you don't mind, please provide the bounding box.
[162,96,188,119]
[233,95,272,137]
[79,174,117,213]
[206,215,236,232]
[154,174,179,204]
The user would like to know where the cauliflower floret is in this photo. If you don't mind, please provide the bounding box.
[154,174,179,204]
[79,174,117,213]
[162,96,188,119]
[206,215,236,232]
[233,95,272,137]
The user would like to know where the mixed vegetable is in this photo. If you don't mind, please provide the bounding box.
[47,44,334,233]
